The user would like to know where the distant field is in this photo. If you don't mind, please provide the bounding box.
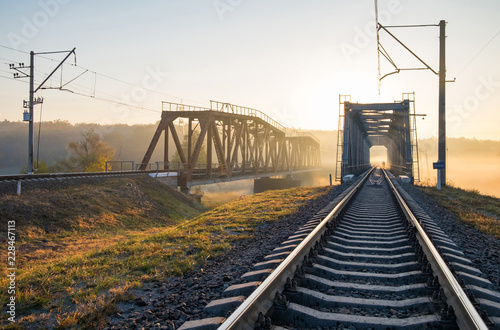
[419,155,500,198]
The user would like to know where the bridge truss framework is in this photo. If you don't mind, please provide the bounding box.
[336,93,420,182]
[139,101,321,191]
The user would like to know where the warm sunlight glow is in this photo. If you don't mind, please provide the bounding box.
[370,146,388,167]
[304,74,380,131]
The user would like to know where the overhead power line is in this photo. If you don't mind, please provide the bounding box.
[1,45,191,118]
[0,44,29,54]
[0,43,204,106]
[62,89,161,114]
[2,68,160,113]
[456,27,500,76]
[0,74,29,83]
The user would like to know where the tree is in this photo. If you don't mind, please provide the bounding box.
[56,129,115,172]
[20,160,51,174]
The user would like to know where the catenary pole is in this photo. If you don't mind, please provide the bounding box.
[438,20,446,186]
[28,51,35,174]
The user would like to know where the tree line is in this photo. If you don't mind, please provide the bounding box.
[1,120,499,175]
[0,120,163,174]
[0,120,202,174]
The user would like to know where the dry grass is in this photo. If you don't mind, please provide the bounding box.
[0,181,331,328]
[0,176,205,328]
[416,181,500,239]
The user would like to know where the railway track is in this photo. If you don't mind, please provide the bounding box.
[0,170,168,196]
[180,168,500,329]
[0,169,164,183]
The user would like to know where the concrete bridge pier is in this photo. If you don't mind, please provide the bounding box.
[253,175,301,194]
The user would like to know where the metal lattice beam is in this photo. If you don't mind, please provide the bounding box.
[140,101,321,190]
[340,99,413,180]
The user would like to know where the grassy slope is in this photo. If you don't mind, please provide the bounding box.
[416,183,500,240]
[0,178,332,329]
[0,176,205,328]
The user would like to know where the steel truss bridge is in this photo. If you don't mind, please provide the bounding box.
[139,101,321,192]
[336,93,420,182]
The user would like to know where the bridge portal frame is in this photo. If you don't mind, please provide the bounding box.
[339,99,413,180]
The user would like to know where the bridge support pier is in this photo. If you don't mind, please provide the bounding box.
[254,175,301,194]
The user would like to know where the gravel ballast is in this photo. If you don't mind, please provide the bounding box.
[99,180,499,329]
[104,184,348,329]
[400,183,500,293]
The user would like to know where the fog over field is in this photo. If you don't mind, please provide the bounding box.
[418,139,500,197]
[304,130,500,197]
[1,121,499,197]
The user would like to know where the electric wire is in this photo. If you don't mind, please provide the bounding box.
[39,74,162,113]
[0,68,20,75]
[1,43,204,107]
[0,74,28,83]
[62,89,160,113]
[31,52,199,104]
[0,44,28,54]
[1,69,161,118]
[456,27,500,77]
[0,56,21,64]
[1,46,162,114]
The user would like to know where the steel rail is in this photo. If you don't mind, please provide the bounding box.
[218,168,375,330]
[383,169,488,329]
[0,170,162,182]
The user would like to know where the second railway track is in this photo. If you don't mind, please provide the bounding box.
[180,167,500,329]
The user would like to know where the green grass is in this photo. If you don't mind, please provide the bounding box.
[0,176,206,328]
[0,183,332,328]
[416,182,500,239]
[0,176,205,241]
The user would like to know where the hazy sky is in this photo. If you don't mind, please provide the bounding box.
[1,0,500,140]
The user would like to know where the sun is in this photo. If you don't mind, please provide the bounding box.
[301,73,380,131]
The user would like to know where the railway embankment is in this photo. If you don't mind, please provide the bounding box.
[0,176,341,329]
[2,174,498,329]
[403,183,500,293]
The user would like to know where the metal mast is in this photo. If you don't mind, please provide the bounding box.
[376,17,450,187]
[28,51,35,174]
[438,20,446,186]
[10,48,76,174]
